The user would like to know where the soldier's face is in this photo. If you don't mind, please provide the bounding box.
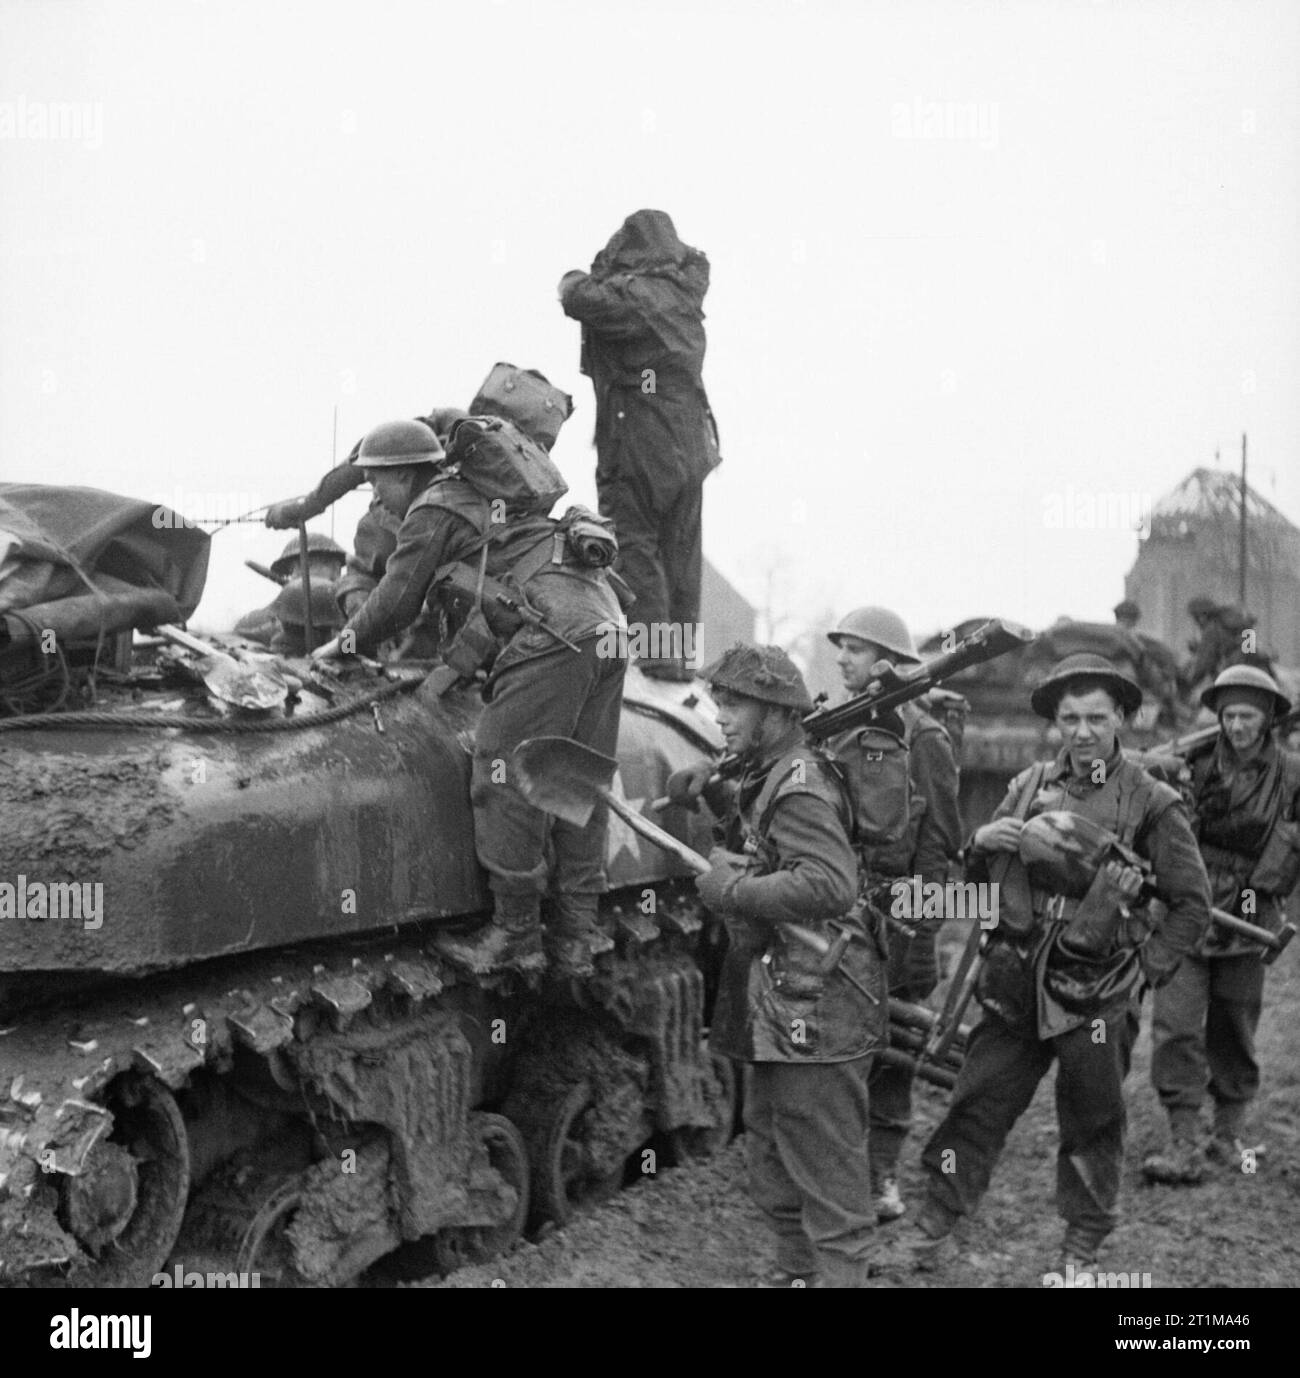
[835,636,888,695]
[1221,702,1268,752]
[714,690,774,756]
[365,468,411,518]
[1055,688,1124,774]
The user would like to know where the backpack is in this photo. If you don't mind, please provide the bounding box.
[445,415,568,517]
[825,725,912,850]
[469,363,574,451]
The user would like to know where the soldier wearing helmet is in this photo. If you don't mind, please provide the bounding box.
[880,654,1209,1278]
[674,644,885,1287]
[233,534,347,647]
[827,607,962,1225]
[1144,665,1300,1184]
[313,417,625,982]
[269,578,344,656]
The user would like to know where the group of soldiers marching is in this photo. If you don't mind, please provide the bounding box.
[232,207,1297,1287]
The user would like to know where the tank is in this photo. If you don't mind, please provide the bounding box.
[0,626,735,1286]
[919,617,1182,828]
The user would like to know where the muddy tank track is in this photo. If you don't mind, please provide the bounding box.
[0,882,731,1287]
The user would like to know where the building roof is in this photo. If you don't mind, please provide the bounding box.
[1150,466,1298,534]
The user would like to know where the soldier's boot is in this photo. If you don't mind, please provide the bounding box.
[1142,1107,1207,1186]
[434,894,546,976]
[546,894,615,980]
[1206,1103,1266,1167]
[1058,1224,1106,1271]
[871,1162,907,1224]
[871,1199,957,1276]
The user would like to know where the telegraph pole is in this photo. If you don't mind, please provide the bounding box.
[1239,432,1248,608]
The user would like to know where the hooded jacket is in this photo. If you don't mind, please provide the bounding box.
[560,210,719,482]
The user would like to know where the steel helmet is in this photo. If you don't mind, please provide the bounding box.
[351,418,446,468]
[421,406,470,445]
[270,532,347,580]
[827,607,920,664]
[1200,664,1291,718]
[271,578,344,630]
[1113,599,1140,622]
[702,644,813,712]
[1028,653,1143,720]
[1018,810,1119,899]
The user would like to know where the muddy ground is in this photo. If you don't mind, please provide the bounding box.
[427,930,1300,1290]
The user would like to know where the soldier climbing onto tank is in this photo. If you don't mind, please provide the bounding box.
[558,210,720,681]
[263,365,572,612]
[669,644,887,1288]
[826,607,963,1225]
[1144,665,1300,1185]
[877,654,1210,1278]
[310,417,626,981]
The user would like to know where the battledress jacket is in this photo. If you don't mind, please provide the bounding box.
[560,210,719,495]
[967,747,1210,1038]
[708,738,887,1065]
[1187,736,1300,957]
[340,475,620,679]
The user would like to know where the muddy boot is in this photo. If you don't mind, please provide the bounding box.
[1207,1104,1266,1167]
[546,894,614,980]
[871,1199,956,1276]
[1141,1136,1208,1185]
[434,895,545,976]
[1058,1224,1105,1270]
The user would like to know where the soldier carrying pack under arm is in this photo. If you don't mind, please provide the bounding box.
[670,644,890,1288]
[826,606,963,1225]
[878,654,1210,1277]
[1144,665,1300,1183]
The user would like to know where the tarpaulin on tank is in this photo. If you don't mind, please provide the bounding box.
[0,484,209,640]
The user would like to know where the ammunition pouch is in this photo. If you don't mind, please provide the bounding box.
[1043,930,1142,1016]
[440,609,498,679]
[1247,818,1300,899]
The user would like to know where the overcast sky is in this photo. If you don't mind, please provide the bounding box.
[3,0,1297,641]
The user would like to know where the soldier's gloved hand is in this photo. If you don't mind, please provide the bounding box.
[310,636,344,663]
[265,498,310,530]
[695,847,750,914]
[666,760,716,811]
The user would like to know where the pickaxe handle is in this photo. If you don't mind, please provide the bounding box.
[1211,907,1295,965]
[598,786,878,1003]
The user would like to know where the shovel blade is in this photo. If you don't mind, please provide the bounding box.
[511,736,619,827]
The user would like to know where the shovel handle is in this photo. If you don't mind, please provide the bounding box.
[156,624,237,664]
[598,784,870,990]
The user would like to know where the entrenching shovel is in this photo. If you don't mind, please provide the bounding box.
[156,624,289,712]
[510,735,878,1004]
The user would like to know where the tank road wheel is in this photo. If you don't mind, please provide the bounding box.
[666,1047,739,1167]
[527,1079,626,1227]
[433,1113,530,1273]
[234,1178,320,1288]
[58,1073,190,1288]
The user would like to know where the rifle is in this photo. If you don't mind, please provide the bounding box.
[652,619,1034,807]
[245,559,287,586]
[1129,705,1300,774]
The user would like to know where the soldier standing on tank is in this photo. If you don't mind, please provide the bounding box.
[311,418,626,980]
[825,607,962,1224]
[669,644,886,1287]
[558,210,720,681]
[878,655,1210,1276]
[1144,666,1300,1184]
